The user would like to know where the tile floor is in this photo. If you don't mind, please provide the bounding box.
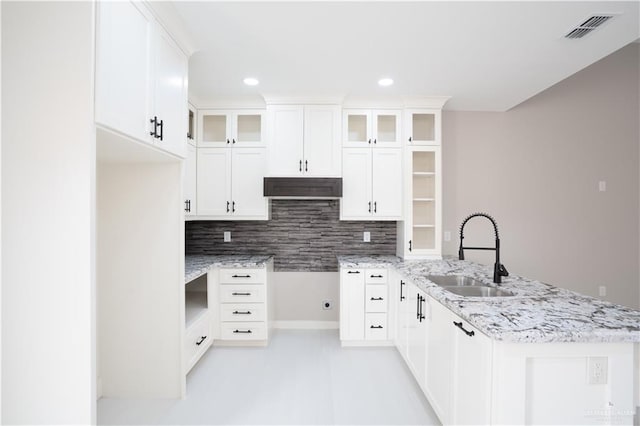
[98,329,440,425]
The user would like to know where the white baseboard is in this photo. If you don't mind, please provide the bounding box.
[272,320,339,330]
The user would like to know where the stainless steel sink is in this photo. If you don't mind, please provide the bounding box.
[426,275,515,297]
[427,275,486,287]
[441,285,514,297]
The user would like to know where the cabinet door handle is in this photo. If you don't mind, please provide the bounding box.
[368,138,371,144]
[232,201,236,213]
[233,329,252,334]
[195,336,207,346]
[347,270,360,274]
[419,295,425,322]
[370,325,383,329]
[370,297,384,301]
[454,321,475,337]
[227,138,230,144]
[370,274,383,278]
[231,274,251,278]
[299,160,302,172]
[409,136,412,142]
[400,280,405,301]
[373,138,377,144]
[226,201,230,213]
[232,292,251,296]
[373,201,377,213]
[232,310,252,315]
[409,240,412,252]
[232,138,236,144]
[185,200,190,212]
[368,201,371,213]
[149,116,158,137]
[157,119,163,141]
[416,293,420,320]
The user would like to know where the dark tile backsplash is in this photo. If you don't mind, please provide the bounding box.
[185,200,397,272]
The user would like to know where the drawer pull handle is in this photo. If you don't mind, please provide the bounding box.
[233,329,253,334]
[233,310,252,315]
[195,336,207,346]
[347,270,361,274]
[232,274,251,278]
[453,321,475,337]
[370,274,384,278]
[232,292,251,296]
[370,297,384,301]
[370,325,383,329]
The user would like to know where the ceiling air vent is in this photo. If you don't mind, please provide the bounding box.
[565,15,614,39]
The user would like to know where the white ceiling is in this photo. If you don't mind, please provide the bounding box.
[173,1,640,111]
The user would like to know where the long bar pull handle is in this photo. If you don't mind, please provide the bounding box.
[231,274,251,278]
[231,292,251,296]
[370,274,383,278]
[370,325,383,329]
[347,270,361,274]
[299,160,302,172]
[453,321,475,337]
[409,240,412,252]
[227,201,230,213]
[374,201,377,213]
[400,280,405,301]
[233,311,252,315]
[370,297,384,301]
[305,160,308,172]
[368,201,371,213]
[419,295,425,322]
[233,330,253,334]
[158,119,164,141]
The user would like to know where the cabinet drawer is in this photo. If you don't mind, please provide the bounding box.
[219,268,265,284]
[365,269,387,284]
[220,303,265,322]
[365,313,388,340]
[365,285,388,313]
[184,312,211,371]
[221,322,267,340]
[220,285,265,303]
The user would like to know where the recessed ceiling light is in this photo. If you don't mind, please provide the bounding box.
[378,78,394,87]
[243,77,259,86]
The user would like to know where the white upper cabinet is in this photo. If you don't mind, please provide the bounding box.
[343,110,402,148]
[198,110,266,148]
[341,147,402,220]
[183,143,197,217]
[196,147,268,220]
[267,105,341,177]
[405,109,441,146]
[95,1,188,158]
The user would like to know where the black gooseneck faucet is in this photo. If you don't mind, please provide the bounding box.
[458,213,509,284]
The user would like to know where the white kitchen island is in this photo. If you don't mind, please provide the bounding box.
[339,255,640,426]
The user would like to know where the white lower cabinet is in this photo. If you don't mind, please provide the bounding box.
[216,266,271,344]
[340,267,392,344]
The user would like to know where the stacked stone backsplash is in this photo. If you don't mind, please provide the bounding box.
[185,200,396,272]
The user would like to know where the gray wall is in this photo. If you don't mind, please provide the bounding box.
[186,200,396,272]
[442,43,640,309]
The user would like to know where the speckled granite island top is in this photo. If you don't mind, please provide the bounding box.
[185,255,273,283]
[338,255,640,344]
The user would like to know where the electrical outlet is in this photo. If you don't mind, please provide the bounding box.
[223,231,231,242]
[363,231,371,242]
[444,231,451,242]
[322,300,333,310]
[598,286,607,297]
[588,357,608,385]
[599,181,607,192]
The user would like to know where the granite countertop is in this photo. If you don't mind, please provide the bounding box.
[337,255,640,344]
[185,254,273,283]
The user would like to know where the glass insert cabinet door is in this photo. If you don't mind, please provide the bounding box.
[406,109,441,145]
[198,110,265,147]
[343,109,401,148]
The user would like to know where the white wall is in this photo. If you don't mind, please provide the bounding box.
[1,2,95,424]
[442,43,640,309]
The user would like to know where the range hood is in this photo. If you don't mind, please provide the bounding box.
[263,177,342,199]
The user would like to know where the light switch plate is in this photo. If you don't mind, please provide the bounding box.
[444,231,451,242]
[223,231,231,242]
[363,231,371,242]
[599,181,607,192]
